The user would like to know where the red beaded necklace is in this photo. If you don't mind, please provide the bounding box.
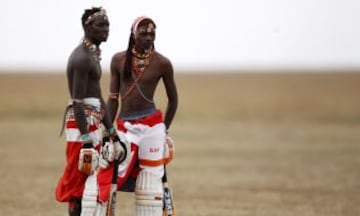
[131,47,153,72]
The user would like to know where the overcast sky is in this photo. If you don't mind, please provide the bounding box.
[1,0,360,72]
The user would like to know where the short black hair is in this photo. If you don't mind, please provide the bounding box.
[81,7,102,28]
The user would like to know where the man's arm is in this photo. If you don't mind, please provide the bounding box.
[162,59,178,131]
[107,54,122,123]
[72,58,91,135]
[100,96,113,130]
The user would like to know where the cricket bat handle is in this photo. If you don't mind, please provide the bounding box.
[162,166,175,216]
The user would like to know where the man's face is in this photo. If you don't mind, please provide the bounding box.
[87,15,109,43]
[134,22,156,51]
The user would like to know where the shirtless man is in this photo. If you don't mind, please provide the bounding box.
[97,16,178,216]
[55,7,126,216]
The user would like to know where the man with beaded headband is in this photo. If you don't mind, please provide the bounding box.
[96,16,178,216]
[55,7,127,216]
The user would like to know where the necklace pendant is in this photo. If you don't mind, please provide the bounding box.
[89,44,97,52]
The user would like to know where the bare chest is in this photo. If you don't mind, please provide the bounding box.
[123,66,160,87]
[89,61,102,80]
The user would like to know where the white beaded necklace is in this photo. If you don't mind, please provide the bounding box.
[82,38,101,62]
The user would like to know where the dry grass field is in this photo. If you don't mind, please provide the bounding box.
[0,71,360,216]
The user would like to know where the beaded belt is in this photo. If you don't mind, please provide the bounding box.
[119,107,157,121]
[66,107,102,121]
[59,104,103,136]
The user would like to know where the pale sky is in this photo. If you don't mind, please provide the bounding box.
[1,0,360,72]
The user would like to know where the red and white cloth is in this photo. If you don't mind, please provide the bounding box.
[97,109,169,202]
[55,98,103,202]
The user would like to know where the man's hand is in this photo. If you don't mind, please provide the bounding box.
[109,127,127,163]
[78,134,99,175]
[101,132,115,163]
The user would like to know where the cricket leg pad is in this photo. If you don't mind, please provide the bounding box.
[135,169,163,216]
[94,201,107,216]
[81,174,98,216]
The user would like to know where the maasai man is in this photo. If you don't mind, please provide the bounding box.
[55,7,127,216]
[96,16,178,216]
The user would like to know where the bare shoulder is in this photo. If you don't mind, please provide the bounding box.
[153,51,173,69]
[111,50,127,73]
[69,45,91,69]
[111,50,127,62]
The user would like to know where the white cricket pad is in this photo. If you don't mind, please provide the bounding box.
[135,169,163,216]
[81,174,98,216]
[94,201,107,216]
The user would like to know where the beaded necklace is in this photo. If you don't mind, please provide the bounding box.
[82,38,101,62]
[131,47,153,72]
[121,47,154,101]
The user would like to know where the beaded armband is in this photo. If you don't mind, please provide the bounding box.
[108,127,117,136]
[109,92,119,99]
[80,133,92,144]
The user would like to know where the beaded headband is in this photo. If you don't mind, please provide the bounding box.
[131,16,155,35]
[85,9,107,25]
